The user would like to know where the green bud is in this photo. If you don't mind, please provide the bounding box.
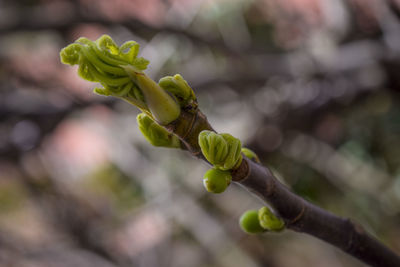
[239,210,265,234]
[202,168,232,194]
[198,131,242,170]
[137,113,180,148]
[258,206,285,232]
[158,74,196,107]
[219,133,242,170]
[199,131,228,166]
[126,69,180,125]
[241,148,260,163]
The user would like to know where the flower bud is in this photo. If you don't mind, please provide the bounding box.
[239,210,265,234]
[158,74,196,106]
[198,131,228,166]
[258,206,285,232]
[137,113,180,148]
[198,131,242,170]
[241,147,260,163]
[202,168,232,194]
[130,71,181,125]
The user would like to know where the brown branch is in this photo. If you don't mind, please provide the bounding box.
[235,159,400,267]
[166,109,400,267]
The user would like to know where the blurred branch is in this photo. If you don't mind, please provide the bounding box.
[0,3,245,57]
[0,229,119,267]
[0,81,117,160]
[10,160,129,267]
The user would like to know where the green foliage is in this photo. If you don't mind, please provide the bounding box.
[198,130,242,170]
[202,168,232,194]
[60,35,147,108]
[60,35,181,124]
[239,210,265,234]
[137,113,181,148]
[258,206,285,232]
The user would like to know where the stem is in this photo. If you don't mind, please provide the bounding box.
[234,159,400,267]
[166,109,214,158]
[166,109,400,267]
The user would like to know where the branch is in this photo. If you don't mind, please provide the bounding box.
[58,35,400,266]
[235,159,400,267]
[167,109,400,267]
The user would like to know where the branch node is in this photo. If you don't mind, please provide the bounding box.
[265,176,276,197]
[232,158,250,182]
[346,219,356,252]
[181,110,197,140]
[288,204,306,226]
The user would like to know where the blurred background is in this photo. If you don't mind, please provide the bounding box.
[1,0,400,266]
